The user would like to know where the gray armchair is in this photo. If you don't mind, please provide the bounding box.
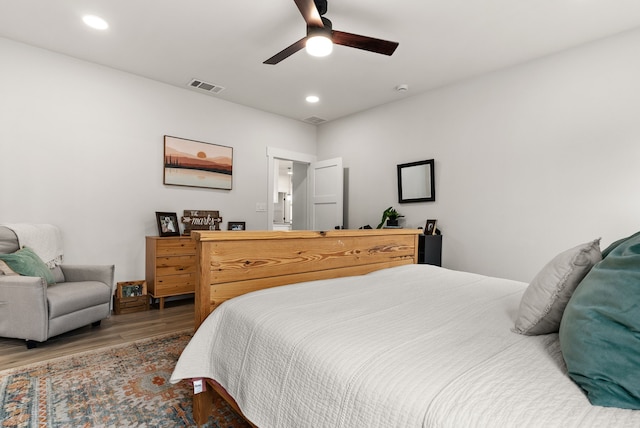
[0,226,114,348]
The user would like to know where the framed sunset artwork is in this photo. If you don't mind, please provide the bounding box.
[163,135,233,190]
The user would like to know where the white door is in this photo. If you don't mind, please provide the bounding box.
[308,157,343,230]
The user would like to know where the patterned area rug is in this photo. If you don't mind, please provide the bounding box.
[0,331,251,427]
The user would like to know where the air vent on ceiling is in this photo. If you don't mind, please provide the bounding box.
[303,116,327,125]
[188,78,225,94]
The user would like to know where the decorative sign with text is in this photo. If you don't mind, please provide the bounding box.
[181,210,222,234]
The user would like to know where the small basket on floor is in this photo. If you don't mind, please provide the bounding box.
[113,280,150,315]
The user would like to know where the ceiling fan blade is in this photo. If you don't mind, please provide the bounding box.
[263,37,307,65]
[293,0,324,27]
[332,30,399,56]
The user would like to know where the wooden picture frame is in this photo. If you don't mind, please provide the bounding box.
[227,221,246,231]
[425,219,437,235]
[156,212,180,237]
[164,135,233,190]
[116,280,147,298]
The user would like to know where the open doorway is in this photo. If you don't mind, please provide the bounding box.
[273,159,309,230]
[267,148,316,230]
[273,159,292,228]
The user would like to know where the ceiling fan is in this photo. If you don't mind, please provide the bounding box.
[264,0,399,65]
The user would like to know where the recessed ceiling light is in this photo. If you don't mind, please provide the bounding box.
[306,95,320,103]
[83,15,109,30]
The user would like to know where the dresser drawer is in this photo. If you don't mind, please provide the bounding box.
[154,273,195,296]
[155,238,195,256]
[146,236,197,308]
[156,255,196,276]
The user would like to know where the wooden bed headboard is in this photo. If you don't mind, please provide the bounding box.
[191,229,421,329]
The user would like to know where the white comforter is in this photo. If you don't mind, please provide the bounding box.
[171,264,640,427]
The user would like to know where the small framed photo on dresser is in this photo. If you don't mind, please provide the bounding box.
[228,221,246,231]
[425,219,437,235]
[156,212,180,237]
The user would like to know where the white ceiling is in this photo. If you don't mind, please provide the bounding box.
[1,0,640,123]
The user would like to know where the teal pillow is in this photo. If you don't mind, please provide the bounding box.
[559,231,640,409]
[0,247,55,285]
[601,230,640,259]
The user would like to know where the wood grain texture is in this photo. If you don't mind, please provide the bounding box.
[207,235,415,283]
[209,259,415,304]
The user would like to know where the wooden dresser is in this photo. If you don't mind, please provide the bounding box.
[145,236,196,309]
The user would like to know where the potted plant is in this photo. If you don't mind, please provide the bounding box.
[376,207,403,229]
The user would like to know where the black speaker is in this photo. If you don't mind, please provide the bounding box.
[418,234,442,266]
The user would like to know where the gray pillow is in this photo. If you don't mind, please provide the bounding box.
[513,238,601,335]
[0,226,20,254]
[50,265,66,283]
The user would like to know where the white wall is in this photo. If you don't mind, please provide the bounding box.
[0,38,316,283]
[317,28,640,282]
[3,28,640,286]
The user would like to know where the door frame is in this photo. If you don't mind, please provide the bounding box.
[266,147,316,230]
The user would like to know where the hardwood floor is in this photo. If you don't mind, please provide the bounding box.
[0,298,194,370]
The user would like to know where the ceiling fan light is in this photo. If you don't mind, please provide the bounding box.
[306,36,333,57]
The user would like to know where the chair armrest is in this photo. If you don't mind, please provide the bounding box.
[0,275,49,341]
[61,265,115,289]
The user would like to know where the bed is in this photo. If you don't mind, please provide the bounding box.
[170,229,640,427]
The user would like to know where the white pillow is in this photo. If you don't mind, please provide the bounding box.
[513,238,601,335]
[0,259,19,276]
